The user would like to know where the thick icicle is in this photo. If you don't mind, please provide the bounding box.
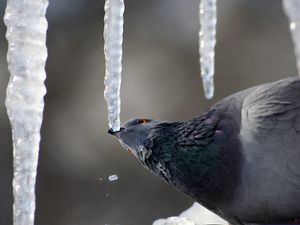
[104,0,124,132]
[199,0,217,99]
[283,0,300,76]
[4,1,48,225]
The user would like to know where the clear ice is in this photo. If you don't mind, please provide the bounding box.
[199,0,217,99]
[283,0,300,76]
[4,0,48,225]
[153,217,195,225]
[153,203,228,225]
[104,0,125,132]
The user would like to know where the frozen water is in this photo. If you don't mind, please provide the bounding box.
[104,0,125,131]
[153,202,228,225]
[4,0,48,225]
[108,174,119,181]
[199,0,217,99]
[153,217,195,225]
[179,203,228,225]
[283,0,300,76]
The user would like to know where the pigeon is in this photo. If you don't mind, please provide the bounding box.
[108,77,300,225]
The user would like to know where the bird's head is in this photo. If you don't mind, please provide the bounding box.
[108,118,163,162]
[108,118,182,184]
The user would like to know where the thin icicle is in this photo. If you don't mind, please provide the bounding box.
[199,0,217,99]
[283,0,300,76]
[4,1,48,225]
[104,0,125,132]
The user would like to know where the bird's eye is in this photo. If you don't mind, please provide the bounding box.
[137,119,149,125]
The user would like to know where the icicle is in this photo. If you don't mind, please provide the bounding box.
[283,0,300,76]
[104,0,124,132]
[4,1,48,225]
[199,0,217,99]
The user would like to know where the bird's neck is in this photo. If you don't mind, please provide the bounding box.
[171,118,243,210]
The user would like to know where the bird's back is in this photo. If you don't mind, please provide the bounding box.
[214,77,300,223]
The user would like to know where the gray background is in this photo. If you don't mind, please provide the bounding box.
[0,0,297,224]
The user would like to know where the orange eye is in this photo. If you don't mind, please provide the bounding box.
[137,119,148,125]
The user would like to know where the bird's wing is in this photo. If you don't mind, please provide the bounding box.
[240,77,300,184]
[241,77,300,138]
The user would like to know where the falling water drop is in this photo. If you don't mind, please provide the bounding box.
[108,174,119,181]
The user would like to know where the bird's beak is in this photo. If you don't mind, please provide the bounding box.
[107,127,125,139]
[108,127,135,155]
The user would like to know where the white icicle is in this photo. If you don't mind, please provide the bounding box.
[104,0,125,132]
[4,1,48,225]
[283,0,300,76]
[199,0,217,99]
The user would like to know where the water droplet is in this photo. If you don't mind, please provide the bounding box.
[108,174,118,181]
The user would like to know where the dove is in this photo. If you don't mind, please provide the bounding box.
[109,77,300,225]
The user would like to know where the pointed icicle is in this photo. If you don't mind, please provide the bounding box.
[283,0,300,76]
[199,0,217,99]
[103,0,125,132]
[4,0,49,225]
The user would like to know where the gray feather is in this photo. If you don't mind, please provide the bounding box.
[213,77,300,223]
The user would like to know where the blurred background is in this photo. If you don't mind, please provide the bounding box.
[0,0,298,224]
